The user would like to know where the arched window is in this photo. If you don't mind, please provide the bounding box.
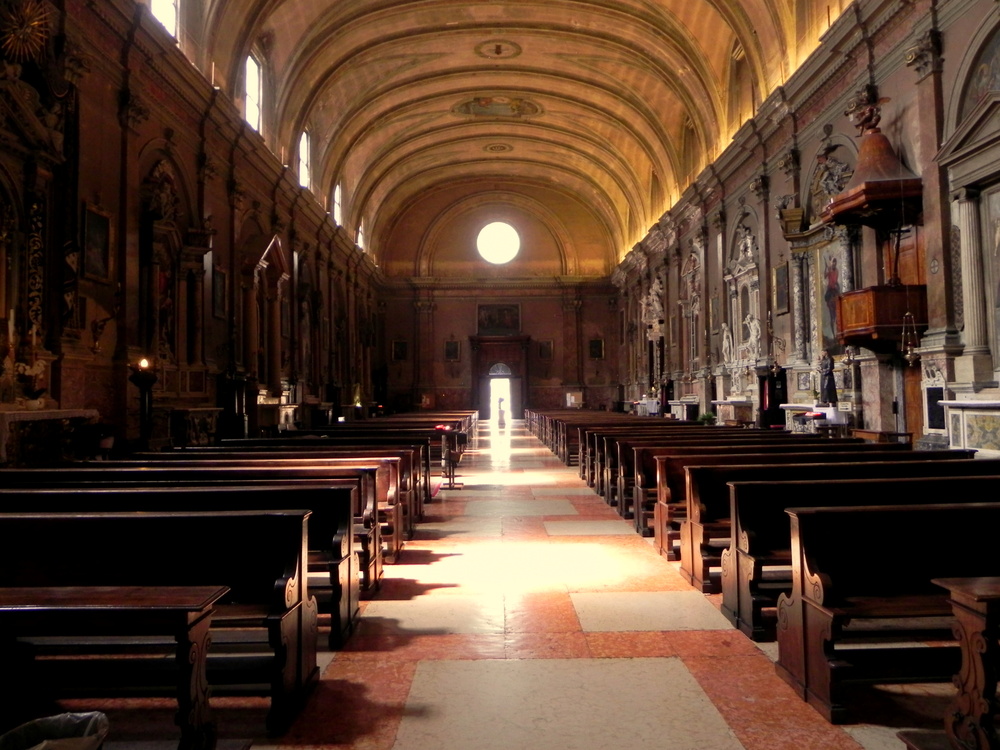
[245,53,263,132]
[357,220,366,251]
[151,0,178,37]
[728,42,755,133]
[298,131,311,190]
[332,184,343,225]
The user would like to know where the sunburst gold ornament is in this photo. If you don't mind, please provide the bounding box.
[1,0,50,62]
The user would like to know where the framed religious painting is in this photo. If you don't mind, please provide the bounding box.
[816,243,845,356]
[588,338,604,360]
[477,303,520,335]
[773,262,789,315]
[538,339,553,360]
[444,339,460,362]
[82,204,113,282]
[392,340,408,361]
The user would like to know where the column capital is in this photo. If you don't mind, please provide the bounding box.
[952,186,980,203]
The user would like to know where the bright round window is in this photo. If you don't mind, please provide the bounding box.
[476,222,520,264]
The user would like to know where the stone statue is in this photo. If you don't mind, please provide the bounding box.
[819,350,838,404]
[744,313,761,361]
[720,322,734,366]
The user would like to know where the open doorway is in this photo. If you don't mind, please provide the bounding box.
[489,377,511,426]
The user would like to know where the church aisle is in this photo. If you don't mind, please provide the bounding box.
[251,419,946,750]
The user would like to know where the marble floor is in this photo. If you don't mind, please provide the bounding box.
[90,420,952,749]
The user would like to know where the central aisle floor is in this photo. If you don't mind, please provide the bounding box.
[266,419,949,750]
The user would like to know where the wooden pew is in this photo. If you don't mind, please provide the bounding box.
[648,442,912,557]
[132,449,400,573]
[297,422,468,486]
[897,577,1000,750]
[773,489,1000,723]
[165,443,423,528]
[606,432,858,518]
[681,455,991,634]
[222,434,432,513]
[581,422,707,489]
[0,505,316,736]
[0,471,360,648]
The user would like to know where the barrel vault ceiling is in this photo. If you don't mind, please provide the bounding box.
[202,0,848,278]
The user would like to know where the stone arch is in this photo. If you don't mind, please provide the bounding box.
[415,192,574,276]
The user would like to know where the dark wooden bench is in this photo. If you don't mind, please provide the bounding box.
[0,473,359,649]
[682,455,990,634]
[596,426,758,503]
[129,450,396,578]
[156,445,404,560]
[0,505,315,736]
[611,433,860,521]
[582,423,710,490]
[165,442,423,529]
[222,435,433,512]
[774,492,1000,723]
[681,451,982,596]
[648,442,912,556]
[896,576,1000,750]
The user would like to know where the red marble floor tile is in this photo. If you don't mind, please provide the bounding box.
[663,629,765,659]
[504,591,581,633]
[504,631,592,659]
[335,633,507,661]
[682,653,865,750]
[279,659,418,749]
[584,631,680,658]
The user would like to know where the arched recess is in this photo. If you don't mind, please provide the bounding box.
[939,19,1000,378]
[720,207,763,398]
[137,158,210,399]
[237,230,288,397]
[414,192,577,277]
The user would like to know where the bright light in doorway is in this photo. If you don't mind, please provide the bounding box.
[477,222,520,264]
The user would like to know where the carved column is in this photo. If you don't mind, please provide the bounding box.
[907,28,956,334]
[563,294,582,386]
[954,189,987,353]
[414,298,435,393]
[790,253,808,364]
[266,280,283,395]
[951,188,995,385]
[241,265,259,379]
[189,267,205,365]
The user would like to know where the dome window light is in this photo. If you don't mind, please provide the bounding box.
[477,222,520,264]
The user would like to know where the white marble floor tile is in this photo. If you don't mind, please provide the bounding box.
[464,499,578,517]
[543,520,634,536]
[571,591,733,632]
[414,516,504,538]
[358,594,505,635]
[531,487,596,496]
[392,658,746,750]
[843,726,911,750]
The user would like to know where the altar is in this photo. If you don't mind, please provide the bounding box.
[940,400,1000,457]
[780,403,848,434]
[712,399,754,426]
[0,408,101,466]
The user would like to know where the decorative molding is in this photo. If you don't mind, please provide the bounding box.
[776,149,799,178]
[749,174,769,201]
[905,29,942,80]
[120,89,150,131]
